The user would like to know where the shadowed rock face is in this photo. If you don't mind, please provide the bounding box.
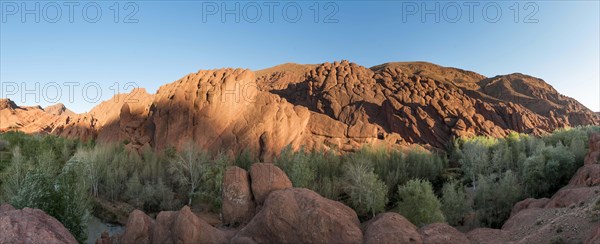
[1,61,598,156]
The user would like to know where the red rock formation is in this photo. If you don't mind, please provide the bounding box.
[230,188,363,244]
[509,198,550,217]
[118,206,227,244]
[249,163,293,205]
[222,166,255,225]
[44,103,75,116]
[0,204,78,244]
[466,228,511,244]
[1,61,598,155]
[120,210,154,244]
[362,212,423,244]
[418,223,471,244]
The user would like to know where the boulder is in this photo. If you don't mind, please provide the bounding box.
[510,198,550,217]
[231,188,363,244]
[585,133,600,165]
[363,212,423,244]
[121,210,154,244]
[249,163,292,205]
[222,166,255,225]
[586,224,600,244]
[152,211,177,244]
[0,205,78,244]
[545,187,597,208]
[170,206,227,244]
[418,223,470,244]
[466,228,511,244]
[569,164,600,187]
[121,206,227,244]
[96,230,112,244]
[0,203,15,213]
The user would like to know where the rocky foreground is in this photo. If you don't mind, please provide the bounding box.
[2,61,598,160]
[0,204,77,244]
[2,133,600,243]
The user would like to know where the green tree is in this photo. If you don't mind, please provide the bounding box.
[570,137,587,164]
[343,161,388,218]
[125,172,144,208]
[198,152,229,209]
[459,137,495,188]
[73,147,103,197]
[396,179,445,227]
[11,153,90,243]
[169,142,209,206]
[1,146,29,201]
[474,171,522,228]
[441,181,471,226]
[56,161,91,243]
[274,146,316,189]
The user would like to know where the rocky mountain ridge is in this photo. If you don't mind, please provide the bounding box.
[1,61,598,158]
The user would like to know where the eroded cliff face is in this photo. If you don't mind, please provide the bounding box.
[1,61,598,157]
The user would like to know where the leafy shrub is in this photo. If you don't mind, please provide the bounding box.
[234,149,254,171]
[343,161,388,218]
[459,136,496,186]
[349,146,446,204]
[441,181,471,226]
[169,142,210,206]
[197,153,230,209]
[10,149,90,243]
[275,146,316,188]
[396,179,445,227]
[474,171,522,228]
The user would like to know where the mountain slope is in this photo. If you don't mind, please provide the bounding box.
[1,61,598,157]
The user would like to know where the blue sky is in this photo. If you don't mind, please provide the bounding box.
[1,1,599,113]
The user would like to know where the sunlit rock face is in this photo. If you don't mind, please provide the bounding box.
[2,61,598,157]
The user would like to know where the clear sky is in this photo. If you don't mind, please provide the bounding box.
[1,1,598,113]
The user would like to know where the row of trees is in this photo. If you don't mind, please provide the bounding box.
[0,134,88,243]
[444,126,600,227]
[274,145,448,224]
[0,133,234,242]
[273,126,599,228]
[0,125,597,241]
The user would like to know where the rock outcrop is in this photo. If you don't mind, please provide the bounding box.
[362,212,422,244]
[230,188,363,244]
[418,223,470,244]
[222,166,255,225]
[0,204,78,244]
[120,210,154,244]
[2,61,598,156]
[118,206,227,244]
[249,163,293,205]
[509,198,550,217]
[44,103,75,116]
